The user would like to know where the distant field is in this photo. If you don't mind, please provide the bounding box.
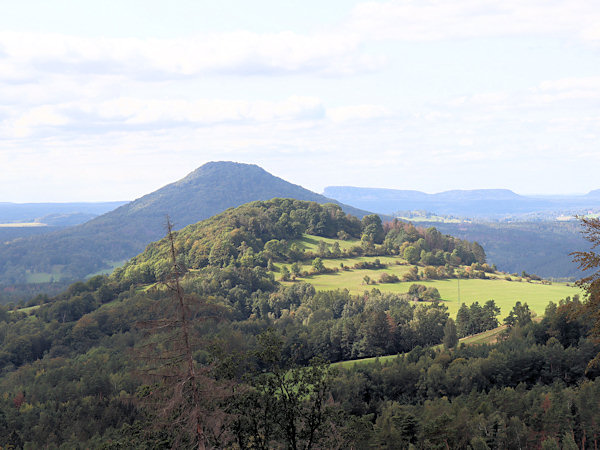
[396,216,463,223]
[24,260,127,283]
[0,222,47,227]
[13,304,42,313]
[26,271,63,283]
[332,353,402,369]
[278,235,581,318]
[86,260,127,278]
[283,269,579,318]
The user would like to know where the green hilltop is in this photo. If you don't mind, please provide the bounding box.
[113,198,484,287]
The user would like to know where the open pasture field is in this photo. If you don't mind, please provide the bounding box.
[24,260,127,283]
[26,269,63,283]
[278,254,580,319]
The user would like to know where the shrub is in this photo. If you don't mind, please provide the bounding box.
[408,283,440,301]
[378,273,400,283]
[353,259,386,270]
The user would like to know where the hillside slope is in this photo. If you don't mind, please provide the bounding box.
[0,162,369,284]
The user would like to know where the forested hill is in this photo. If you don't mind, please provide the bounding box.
[2,198,598,448]
[116,198,366,284]
[0,162,369,286]
[114,198,485,286]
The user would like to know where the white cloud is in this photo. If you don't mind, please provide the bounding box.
[1,96,330,138]
[346,0,600,44]
[327,104,391,122]
[1,1,596,86]
[538,77,600,91]
[8,106,69,138]
[433,77,600,114]
[533,77,600,102]
[0,30,379,80]
[0,1,599,199]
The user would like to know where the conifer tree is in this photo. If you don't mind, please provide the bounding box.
[443,318,458,350]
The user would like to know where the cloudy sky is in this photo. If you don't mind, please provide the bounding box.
[1,0,599,201]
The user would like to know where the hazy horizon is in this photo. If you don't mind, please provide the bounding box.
[2,164,598,205]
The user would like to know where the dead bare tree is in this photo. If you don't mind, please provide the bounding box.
[135,216,231,449]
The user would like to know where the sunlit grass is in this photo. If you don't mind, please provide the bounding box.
[332,324,510,369]
[276,234,581,319]
[284,269,579,318]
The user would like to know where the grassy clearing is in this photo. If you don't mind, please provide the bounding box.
[284,268,579,318]
[332,353,403,369]
[10,304,42,314]
[458,325,507,346]
[291,234,360,252]
[291,233,579,369]
[26,272,61,283]
[332,325,508,369]
[24,259,127,283]
[86,260,127,278]
[25,263,73,283]
[276,236,580,318]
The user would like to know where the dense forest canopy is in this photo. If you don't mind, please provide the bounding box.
[0,198,598,448]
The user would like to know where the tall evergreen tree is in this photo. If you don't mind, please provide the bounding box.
[443,318,458,350]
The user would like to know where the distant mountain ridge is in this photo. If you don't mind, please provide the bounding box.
[585,189,600,198]
[323,186,600,218]
[432,189,521,201]
[0,162,371,285]
[323,185,594,279]
[430,221,586,279]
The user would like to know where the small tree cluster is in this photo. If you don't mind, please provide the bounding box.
[455,300,501,337]
[407,284,441,301]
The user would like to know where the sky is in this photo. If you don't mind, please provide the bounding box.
[1,0,599,202]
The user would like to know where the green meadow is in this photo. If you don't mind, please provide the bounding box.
[278,236,581,319]
[23,260,127,283]
[85,260,127,278]
[25,268,65,283]
[282,268,579,318]
[290,234,361,252]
